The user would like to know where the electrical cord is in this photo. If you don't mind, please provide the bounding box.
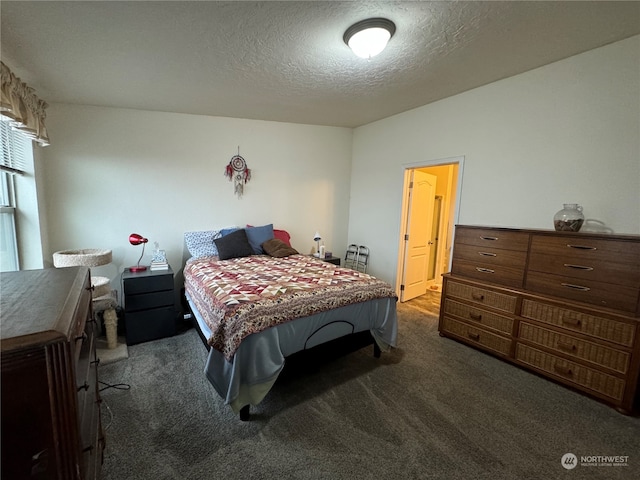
[99,380,131,392]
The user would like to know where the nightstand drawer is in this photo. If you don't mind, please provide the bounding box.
[125,307,176,345]
[125,291,174,311]
[124,271,174,294]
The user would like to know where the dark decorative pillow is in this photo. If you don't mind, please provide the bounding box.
[213,229,254,260]
[262,238,299,258]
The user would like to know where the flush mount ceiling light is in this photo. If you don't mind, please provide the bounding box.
[343,18,396,59]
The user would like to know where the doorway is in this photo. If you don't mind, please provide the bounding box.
[396,157,463,302]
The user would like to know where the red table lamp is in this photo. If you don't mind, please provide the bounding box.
[129,233,148,272]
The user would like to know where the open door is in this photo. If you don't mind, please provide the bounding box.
[400,170,436,301]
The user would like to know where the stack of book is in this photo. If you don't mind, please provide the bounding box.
[150,249,168,271]
[150,260,168,271]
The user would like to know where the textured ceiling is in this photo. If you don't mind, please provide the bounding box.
[2,1,639,128]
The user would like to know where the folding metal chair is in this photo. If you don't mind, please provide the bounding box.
[344,244,369,273]
[356,246,369,273]
[344,244,359,270]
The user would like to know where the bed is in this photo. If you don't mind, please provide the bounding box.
[182,226,398,420]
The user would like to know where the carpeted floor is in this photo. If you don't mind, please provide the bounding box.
[98,293,640,479]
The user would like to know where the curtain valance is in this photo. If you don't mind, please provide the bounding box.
[1,61,49,146]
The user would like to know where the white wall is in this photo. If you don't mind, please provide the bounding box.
[41,106,353,296]
[349,36,640,286]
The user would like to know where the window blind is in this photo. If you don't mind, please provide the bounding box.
[0,121,29,175]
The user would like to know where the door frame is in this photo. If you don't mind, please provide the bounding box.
[426,194,446,289]
[395,155,465,299]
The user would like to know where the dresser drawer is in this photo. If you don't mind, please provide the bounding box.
[78,354,99,455]
[446,279,518,313]
[80,387,100,478]
[525,271,639,313]
[443,299,514,334]
[530,235,640,266]
[515,344,626,401]
[441,317,512,356]
[528,252,640,287]
[455,227,530,251]
[518,322,631,374]
[75,320,95,394]
[453,243,527,269]
[73,275,93,341]
[520,299,636,347]
[451,259,524,289]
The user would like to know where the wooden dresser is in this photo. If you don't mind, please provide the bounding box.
[439,225,640,413]
[1,267,104,479]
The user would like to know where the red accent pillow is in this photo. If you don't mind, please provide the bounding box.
[274,229,291,247]
[247,225,291,247]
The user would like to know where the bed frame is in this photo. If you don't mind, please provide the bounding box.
[182,293,382,421]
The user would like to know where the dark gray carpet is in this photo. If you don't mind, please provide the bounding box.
[99,294,640,479]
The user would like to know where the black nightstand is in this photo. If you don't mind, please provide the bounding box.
[123,266,176,345]
[322,256,341,266]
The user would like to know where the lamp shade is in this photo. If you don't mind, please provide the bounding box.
[128,233,148,272]
[344,18,396,59]
[313,232,322,242]
[129,233,148,246]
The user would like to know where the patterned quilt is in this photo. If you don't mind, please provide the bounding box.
[184,254,397,360]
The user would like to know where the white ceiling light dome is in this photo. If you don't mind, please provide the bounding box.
[344,18,396,59]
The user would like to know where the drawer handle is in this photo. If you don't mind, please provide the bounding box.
[82,445,94,453]
[467,332,480,341]
[478,251,497,257]
[561,318,582,328]
[77,382,90,392]
[563,264,594,271]
[553,364,573,377]
[91,358,101,366]
[480,236,498,241]
[557,341,577,352]
[471,293,485,301]
[476,267,495,274]
[469,312,483,321]
[561,282,590,292]
[75,332,88,343]
[567,244,597,251]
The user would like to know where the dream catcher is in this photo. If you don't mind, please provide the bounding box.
[224,148,251,198]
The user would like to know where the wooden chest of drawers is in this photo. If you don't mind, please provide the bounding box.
[439,225,640,414]
[1,267,104,479]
